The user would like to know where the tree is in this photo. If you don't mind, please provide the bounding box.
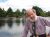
[46,11,50,16]
[32,6,44,16]
[6,7,13,17]
[2,8,6,17]
[0,8,3,17]
[22,9,26,16]
[15,9,21,17]
[0,8,6,17]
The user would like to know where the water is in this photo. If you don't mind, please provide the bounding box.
[0,17,24,37]
[0,17,50,37]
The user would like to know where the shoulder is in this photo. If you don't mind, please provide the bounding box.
[37,16,46,22]
[38,16,45,20]
[38,16,50,22]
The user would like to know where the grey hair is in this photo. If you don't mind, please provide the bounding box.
[32,9,36,13]
[25,9,36,14]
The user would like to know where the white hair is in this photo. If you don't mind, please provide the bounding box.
[25,9,36,15]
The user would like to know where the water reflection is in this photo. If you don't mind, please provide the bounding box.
[22,18,25,25]
[0,18,24,37]
[0,20,5,28]
[7,18,13,28]
[16,18,20,26]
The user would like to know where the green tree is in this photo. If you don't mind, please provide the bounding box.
[2,8,6,17]
[15,9,21,17]
[0,8,3,17]
[32,6,44,16]
[6,7,13,17]
[0,8,6,17]
[46,11,50,16]
[40,12,46,17]
[22,9,26,16]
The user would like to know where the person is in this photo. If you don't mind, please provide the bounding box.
[22,9,50,37]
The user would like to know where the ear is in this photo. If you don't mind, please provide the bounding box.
[32,9,36,13]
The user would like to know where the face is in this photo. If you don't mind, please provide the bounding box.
[26,10,36,22]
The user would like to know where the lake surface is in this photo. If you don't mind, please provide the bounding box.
[0,17,24,37]
[0,17,50,37]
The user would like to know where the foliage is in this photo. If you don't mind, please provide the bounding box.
[32,6,43,16]
[0,6,50,17]
[32,6,50,17]
[6,7,14,17]
[0,8,6,17]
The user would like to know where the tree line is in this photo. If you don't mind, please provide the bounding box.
[32,6,50,17]
[0,7,26,17]
[0,6,50,17]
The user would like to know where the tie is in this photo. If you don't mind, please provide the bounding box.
[30,22,36,37]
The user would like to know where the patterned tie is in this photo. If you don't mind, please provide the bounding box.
[30,22,36,37]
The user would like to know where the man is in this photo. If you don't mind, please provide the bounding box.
[22,9,50,37]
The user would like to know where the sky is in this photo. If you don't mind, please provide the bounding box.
[0,0,50,12]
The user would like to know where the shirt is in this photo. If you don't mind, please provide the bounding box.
[22,16,50,37]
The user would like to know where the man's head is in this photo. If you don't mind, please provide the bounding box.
[25,9,37,22]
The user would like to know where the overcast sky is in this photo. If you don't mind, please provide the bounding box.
[0,0,50,12]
